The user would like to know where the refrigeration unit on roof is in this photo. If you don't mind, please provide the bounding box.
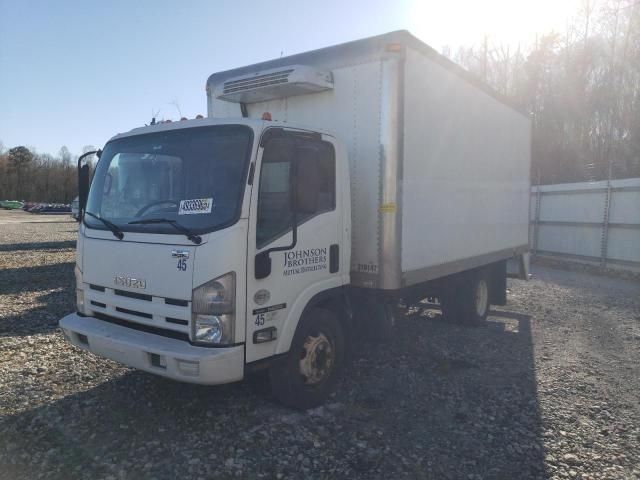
[214,65,334,104]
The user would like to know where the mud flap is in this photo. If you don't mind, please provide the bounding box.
[507,253,530,280]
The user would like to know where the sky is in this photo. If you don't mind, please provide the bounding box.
[0,0,582,156]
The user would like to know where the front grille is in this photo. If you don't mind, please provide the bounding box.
[165,298,188,307]
[116,307,152,319]
[166,317,188,326]
[115,289,152,302]
[84,284,190,334]
[93,312,190,343]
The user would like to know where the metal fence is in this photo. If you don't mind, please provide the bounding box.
[530,178,640,272]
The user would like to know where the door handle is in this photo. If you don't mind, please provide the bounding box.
[330,244,339,273]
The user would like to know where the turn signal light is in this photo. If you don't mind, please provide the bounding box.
[253,327,277,344]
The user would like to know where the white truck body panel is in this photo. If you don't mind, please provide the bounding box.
[208,30,531,291]
[210,62,384,281]
[401,47,531,283]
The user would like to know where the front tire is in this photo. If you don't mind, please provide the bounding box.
[269,308,345,410]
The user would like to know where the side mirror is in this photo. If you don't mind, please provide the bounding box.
[255,250,272,279]
[295,153,321,214]
[77,149,100,217]
[78,164,90,216]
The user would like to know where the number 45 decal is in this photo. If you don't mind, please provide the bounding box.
[177,258,187,271]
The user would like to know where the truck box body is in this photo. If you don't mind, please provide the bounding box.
[207,31,531,292]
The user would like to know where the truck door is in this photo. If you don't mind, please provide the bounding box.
[246,130,343,363]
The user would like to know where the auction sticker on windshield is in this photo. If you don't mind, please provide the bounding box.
[178,198,214,215]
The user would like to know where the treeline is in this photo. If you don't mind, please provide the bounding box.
[452,0,640,184]
[0,144,97,203]
[2,1,638,200]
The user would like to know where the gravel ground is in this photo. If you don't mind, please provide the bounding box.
[1,209,639,480]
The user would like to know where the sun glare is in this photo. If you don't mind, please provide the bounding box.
[408,0,583,49]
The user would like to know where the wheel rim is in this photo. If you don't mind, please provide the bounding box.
[298,332,334,385]
[475,280,489,316]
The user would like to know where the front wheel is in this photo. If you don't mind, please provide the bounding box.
[269,308,345,410]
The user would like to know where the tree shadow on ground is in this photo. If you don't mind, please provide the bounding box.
[344,304,545,479]
[1,300,547,479]
[0,260,74,336]
[0,240,76,252]
[0,262,74,296]
[0,288,73,337]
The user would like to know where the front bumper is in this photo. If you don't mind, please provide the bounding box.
[59,313,244,385]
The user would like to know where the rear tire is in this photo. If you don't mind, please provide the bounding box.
[269,308,345,410]
[441,271,490,325]
[352,299,396,341]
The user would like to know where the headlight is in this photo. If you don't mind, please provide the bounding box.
[74,265,86,314]
[193,314,234,344]
[192,273,235,345]
[192,272,235,314]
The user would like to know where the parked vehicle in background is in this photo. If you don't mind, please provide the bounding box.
[26,204,44,213]
[60,31,531,409]
[71,197,80,220]
[0,200,24,210]
[25,203,72,214]
[42,204,71,214]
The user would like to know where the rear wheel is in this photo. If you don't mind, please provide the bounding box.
[352,298,396,341]
[441,271,491,325]
[269,308,345,409]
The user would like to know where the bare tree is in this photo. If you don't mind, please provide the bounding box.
[454,0,640,183]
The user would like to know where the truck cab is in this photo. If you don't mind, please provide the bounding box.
[61,117,352,408]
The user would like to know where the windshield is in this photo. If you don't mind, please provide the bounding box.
[85,125,253,235]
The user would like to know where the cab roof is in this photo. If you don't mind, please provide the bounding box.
[107,117,334,144]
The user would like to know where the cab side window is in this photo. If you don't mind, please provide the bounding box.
[256,136,335,248]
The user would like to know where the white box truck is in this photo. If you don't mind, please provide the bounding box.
[60,31,530,409]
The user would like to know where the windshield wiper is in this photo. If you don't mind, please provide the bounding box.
[128,218,202,244]
[84,211,124,240]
